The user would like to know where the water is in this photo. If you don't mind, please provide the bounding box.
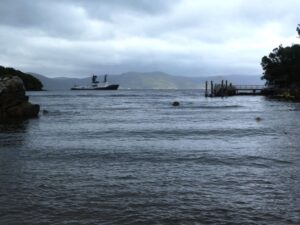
[0,90,299,225]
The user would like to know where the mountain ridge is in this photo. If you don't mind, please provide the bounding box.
[29,72,264,90]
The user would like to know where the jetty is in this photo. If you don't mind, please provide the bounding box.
[234,85,265,95]
[205,80,265,97]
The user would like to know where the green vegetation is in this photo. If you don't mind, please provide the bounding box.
[261,25,300,88]
[0,66,43,91]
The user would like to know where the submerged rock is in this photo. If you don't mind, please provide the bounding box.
[0,76,40,120]
[172,101,180,106]
[42,109,49,114]
[255,117,262,122]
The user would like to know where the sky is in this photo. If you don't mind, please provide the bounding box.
[0,0,299,78]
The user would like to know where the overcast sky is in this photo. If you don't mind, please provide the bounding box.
[0,0,299,77]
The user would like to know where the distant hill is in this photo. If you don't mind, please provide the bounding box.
[30,73,90,90]
[0,66,43,91]
[30,72,264,90]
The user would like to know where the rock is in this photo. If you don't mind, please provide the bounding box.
[6,102,40,118]
[0,76,40,120]
[172,101,180,106]
[255,117,262,122]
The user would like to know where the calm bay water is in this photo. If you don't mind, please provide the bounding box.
[0,90,299,225]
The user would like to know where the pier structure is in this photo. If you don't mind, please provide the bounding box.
[205,81,265,97]
[234,85,265,95]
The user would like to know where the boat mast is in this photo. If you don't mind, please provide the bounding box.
[92,74,99,84]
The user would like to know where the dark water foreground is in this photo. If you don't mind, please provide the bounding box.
[0,90,299,225]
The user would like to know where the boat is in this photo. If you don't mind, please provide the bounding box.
[70,74,119,90]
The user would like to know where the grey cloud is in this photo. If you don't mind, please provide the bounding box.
[0,0,179,40]
[0,0,299,77]
[0,1,82,38]
[0,0,177,27]
[69,0,178,15]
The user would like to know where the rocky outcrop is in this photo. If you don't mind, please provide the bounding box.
[0,66,43,91]
[0,76,40,119]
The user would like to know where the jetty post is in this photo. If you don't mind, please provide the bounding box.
[221,80,224,96]
[205,81,208,97]
[210,81,214,97]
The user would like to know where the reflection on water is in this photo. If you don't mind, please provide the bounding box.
[0,119,28,131]
[0,120,29,148]
[0,90,299,225]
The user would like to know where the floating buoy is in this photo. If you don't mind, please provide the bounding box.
[255,117,262,122]
[172,101,180,106]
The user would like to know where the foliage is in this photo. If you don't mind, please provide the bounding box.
[0,66,43,91]
[261,26,300,88]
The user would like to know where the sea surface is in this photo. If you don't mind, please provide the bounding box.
[0,90,299,225]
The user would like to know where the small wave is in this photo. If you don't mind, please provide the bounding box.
[74,94,142,98]
[91,107,140,111]
[32,94,73,98]
[35,149,292,170]
[96,127,273,139]
[40,110,80,116]
[197,105,243,109]
[104,94,142,97]
[245,155,293,165]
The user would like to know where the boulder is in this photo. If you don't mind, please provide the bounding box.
[0,76,40,120]
[172,101,180,106]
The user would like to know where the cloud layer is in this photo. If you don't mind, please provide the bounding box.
[0,0,299,77]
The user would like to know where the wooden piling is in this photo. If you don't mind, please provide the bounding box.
[203,81,264,97]
[221,80,224,96]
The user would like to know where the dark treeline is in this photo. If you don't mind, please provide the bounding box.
[0,66,43,91]
[261,25,300,88]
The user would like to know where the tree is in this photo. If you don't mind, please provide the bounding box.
[0,66,43,91]
[261,26,300,88]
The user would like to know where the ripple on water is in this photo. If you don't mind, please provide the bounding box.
[0,90,300,225]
